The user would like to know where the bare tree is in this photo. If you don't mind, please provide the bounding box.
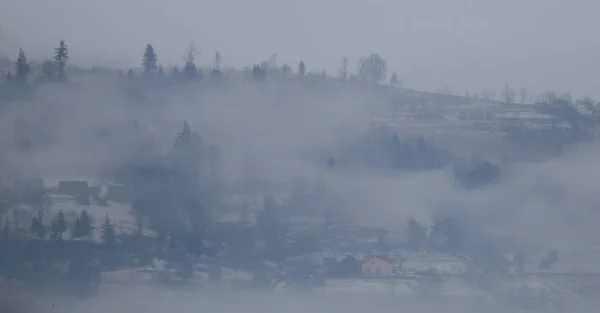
[357,54,386,84]
[213,51,222,72]
[268,54,277,69]
[184,41,200,64]
[183,41,200,79]
[338,56,349,81]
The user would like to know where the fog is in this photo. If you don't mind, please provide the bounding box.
[3,1,600,312]
[2,78,600,248]
[2,0,600,97]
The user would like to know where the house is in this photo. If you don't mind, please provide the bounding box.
[98,182,129,202]
[361,256,394,277]
[57,180,89,196]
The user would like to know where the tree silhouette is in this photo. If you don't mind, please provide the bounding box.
[358,54,386,83]
[298,61,306,76]
[252,65,266,81]
[213,51,222,73]
[101,214,116,245]
[53,40,69,80]
[14,48,30,84]
[50,210,67,240]
[30,214,45,239]
[183,42,199,80]
[72,209,94,239]
[338,57,349,81]
[390,72,399,85]
[127,68,135,81]
[142,44,158,73]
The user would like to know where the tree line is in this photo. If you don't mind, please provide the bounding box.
[2,209,116,245]
[1,40,402,89]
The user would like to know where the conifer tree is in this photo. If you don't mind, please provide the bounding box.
[14,48,30,84]
[100,214,116,245]
[142,44,158,73]
[390,72,399,85]
[72,209,93,239]
[5,71,12,83]
[53,40,69,80]
[50,210,67,240]
[30,214,45,239]
[127,68,135,81]
[298,60,306,76]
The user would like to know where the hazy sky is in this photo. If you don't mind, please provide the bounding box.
[1,0,599,97]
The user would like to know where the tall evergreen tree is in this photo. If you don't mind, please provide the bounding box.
[30,214,45,239]
[100,214,116,245]
[4,71,12,83]
[50,210,67,240]
[53,40,69,80]
[127,68,135,81]
[390,72,399,85]
[298,60,306,76]
[142,44,158,73]
[183,61,197,80]
[72,209,93,239]
[14,48,30,84]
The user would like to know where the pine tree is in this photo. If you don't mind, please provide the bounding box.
[50,210,67,240]
[100,214,116,245]
[14,48,30,84]
[142,44,158,74]
[298,60,306,76]
[30,214,45,239]
[5,71,12,83]
[127,68,135,81]
[72,209,93,239]
[252,65,266,81]
[183,61,197,80]
[390,72,399,85]
[53,40,69,80]
[158,66,165,78]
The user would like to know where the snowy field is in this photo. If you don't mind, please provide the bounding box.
[34,283,594,313]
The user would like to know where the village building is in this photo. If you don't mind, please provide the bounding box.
[361,256,394,277]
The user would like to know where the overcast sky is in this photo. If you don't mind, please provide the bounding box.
[1,0,599,98]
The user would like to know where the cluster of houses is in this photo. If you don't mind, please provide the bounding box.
[2,177,129,205]
[284,250,470,281]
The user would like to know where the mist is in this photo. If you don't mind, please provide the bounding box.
[2,0,600,97]
[3,1,600,312]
